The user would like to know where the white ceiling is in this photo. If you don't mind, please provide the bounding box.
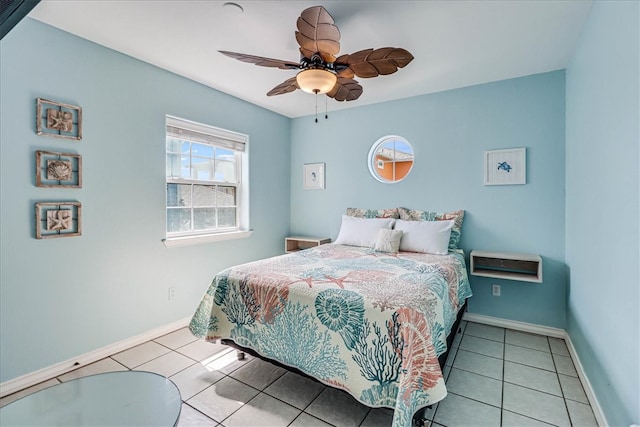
[28,0,593,118]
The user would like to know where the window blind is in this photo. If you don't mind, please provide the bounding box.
[166,116,246,152]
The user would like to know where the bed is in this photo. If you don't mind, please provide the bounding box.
[189,209,472,427]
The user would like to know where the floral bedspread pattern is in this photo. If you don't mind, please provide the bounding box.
[189,244,472,427]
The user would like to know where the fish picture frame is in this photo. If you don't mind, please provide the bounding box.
[303,163,325,190]
[484,148,526,185]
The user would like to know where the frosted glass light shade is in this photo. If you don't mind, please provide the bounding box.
[296,69,337,94]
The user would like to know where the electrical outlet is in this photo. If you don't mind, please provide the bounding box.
[492,284,501,296]
[168,287,175,301]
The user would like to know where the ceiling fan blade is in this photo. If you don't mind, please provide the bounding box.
[335,66,355,79]
[267,77,300,97]
[335,47,414,78]
[219,51,300,70]
[327,77,363,102]
[295,6,340,63]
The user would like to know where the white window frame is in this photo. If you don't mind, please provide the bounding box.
[163,115,251,247]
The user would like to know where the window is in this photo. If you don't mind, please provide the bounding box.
[367,135,414,183]
[165,116,249,245]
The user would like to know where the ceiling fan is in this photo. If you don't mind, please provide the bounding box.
[219,5,414,102]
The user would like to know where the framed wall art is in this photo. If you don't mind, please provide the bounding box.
[484,148,526,186]
[36,150,82,188]
[35,202,82,239]
[36,98,83,140]
[303,163,325,190]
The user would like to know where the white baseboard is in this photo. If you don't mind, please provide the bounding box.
[463,312,607,427]
[0,317,190,398]
[463,312,566,338]
[563,334,608,427]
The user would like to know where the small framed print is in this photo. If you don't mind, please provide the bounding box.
[36,98,83,140]
[484,148,526,185]
[303,163,325,190]
[35,202,82,239]
[36,151,82,188]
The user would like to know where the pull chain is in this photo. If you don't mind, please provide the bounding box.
[313,91,329,123]
[325,95,328,120]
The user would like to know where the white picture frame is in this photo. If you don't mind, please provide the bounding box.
[303,163,325,190]
[484,148,526,185]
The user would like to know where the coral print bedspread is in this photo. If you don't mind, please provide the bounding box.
[189,244,472,426]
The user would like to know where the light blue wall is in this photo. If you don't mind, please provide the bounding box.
[291,71,567,328]
[565,1,639,426]
[4,9,637,424]
[0,18,291,383]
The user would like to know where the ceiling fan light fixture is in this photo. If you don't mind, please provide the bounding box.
[296,69,337,94]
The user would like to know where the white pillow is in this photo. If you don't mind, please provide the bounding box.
[374,228,403,253]
[334,215,395,248]
[394,219,454,254]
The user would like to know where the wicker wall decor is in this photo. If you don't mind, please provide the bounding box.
[35,201,82,239]
[36,98,82,140]
[35,150,82,188]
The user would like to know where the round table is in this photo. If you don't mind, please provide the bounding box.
[0,371,182,426]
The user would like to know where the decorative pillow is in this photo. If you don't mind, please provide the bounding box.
[397,207,464,250]
[374,228,403,253]
[334,215,396,248]
[394,219,454,254]
[346,207,400,219]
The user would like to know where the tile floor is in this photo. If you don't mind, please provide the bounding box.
[0,321,599,427]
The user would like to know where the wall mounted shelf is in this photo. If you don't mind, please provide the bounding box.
[285,236,331,253]
[470,250,542,283]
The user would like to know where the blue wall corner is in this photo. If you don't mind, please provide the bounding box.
[565,1,640,425]
[0,18,291,382]
[290,71,567,329]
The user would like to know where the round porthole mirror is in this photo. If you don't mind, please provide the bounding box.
[368,135,414,183]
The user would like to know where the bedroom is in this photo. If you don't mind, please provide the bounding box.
[0,1,637,426]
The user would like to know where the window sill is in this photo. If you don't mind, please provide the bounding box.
[163,230,253,248]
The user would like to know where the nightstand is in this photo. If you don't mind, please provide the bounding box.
[285,236,331,253]
[470,250,542,283]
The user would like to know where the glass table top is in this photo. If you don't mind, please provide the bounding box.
[0,371,182,426]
